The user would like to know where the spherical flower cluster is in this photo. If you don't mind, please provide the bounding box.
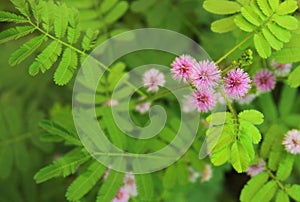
[190,90,216,113]
[112,173,138,202]
[143,68,165,92]
[253,69,276,93]
[224,68,251,98]
[271,60,292,77]
[171,54,196,81]
[190,60,221,90]
[282,129,300,154]
[201,164,213,182]
[246,160,265,177]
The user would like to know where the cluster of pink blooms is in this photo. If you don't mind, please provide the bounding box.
[246,160,266,177]
[171,55,251,112]
[282,129,300,154]
[112,173,138,202]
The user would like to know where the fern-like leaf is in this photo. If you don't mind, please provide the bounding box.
[9,35,47,66]
[240,172,269,202]
[54,48,78,85]
[54,3,69,38]
[66,161,106,201]
[96,170,124,202]
[29,41,63,75]
[34,149,90,183]
[0,26,35,44]
[0,11,27,23]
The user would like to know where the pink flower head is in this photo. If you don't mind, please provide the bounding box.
[171,55,196,82]
[246,160,265,177]
[124,173,138,196]
[143,68,165,92]
[103,99,119,107]
[224,68,251,98]
[190,90,216,113]
[271,60,292,77]
[135,102,151,114]
[201,164,212,182]
[282,129,300,154]
[190,60,221,90]
[253,69,276,93]
[112,187,130,202]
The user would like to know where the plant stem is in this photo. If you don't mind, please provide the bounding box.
[27,20,147,97]
[215,34,253,65]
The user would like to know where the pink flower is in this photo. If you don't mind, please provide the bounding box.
[181,95,196,113]
[246,160,265,177]
[171,55,196,82]
[190,90,216,113]
[271,60,292,77]
[143,68,165,92]
[112,187,130,202]
[124,173,138,196]
[224,68,251,98]
[253,69,276,92]
[282,129,300,154]
[103,99,119,106]
[135,102,151,114]
[188,166,200,183]
[190,60,221,90]
[201,164,212,182]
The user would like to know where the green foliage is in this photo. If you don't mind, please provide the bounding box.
[206,110,263,173]
[288,65,300,88]
[204,0,299,58]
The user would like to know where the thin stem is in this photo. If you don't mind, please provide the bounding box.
[215,34,253,65]
[27,20,147,97]
[266,167,286,191]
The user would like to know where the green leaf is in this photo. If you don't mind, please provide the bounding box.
[230,142,250,173]
[240,172,269,202]
[135,174,154,201]
[206,112,233,125]
[241,6,261,26]
[275,190,289,202]
[262,27,283,50]
[96,170,124,202]
[0,11,27,23]
[273,15,298,30]
[104,1,129,24]
[9,35,46,66]
[82,29,99,51]
[267,22,291,43]
[250,180,277,202]
[29,41,63,75]
[163,165,177,189]
[254,33,271,58]
[54,3,69,38]
[288,65,300,88]
[34,149,90,183]
[211,146,231,166]
[276,153,295,181]
[273,47,300,63]
[203,0,242,15]
[10,0,30,17]
[238,110,264,125]
[235,14,256,32]
[54,49,78,85]
[268,0,279,11]
[287,184,300,201]
[67,26,81,44]
[239,121,261,144]
[0,26,35,44]
[39,120,82,146]
[257,0,273,16]
[66,161,106,201]
[211,16,237,33]
[276,0,298,15]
